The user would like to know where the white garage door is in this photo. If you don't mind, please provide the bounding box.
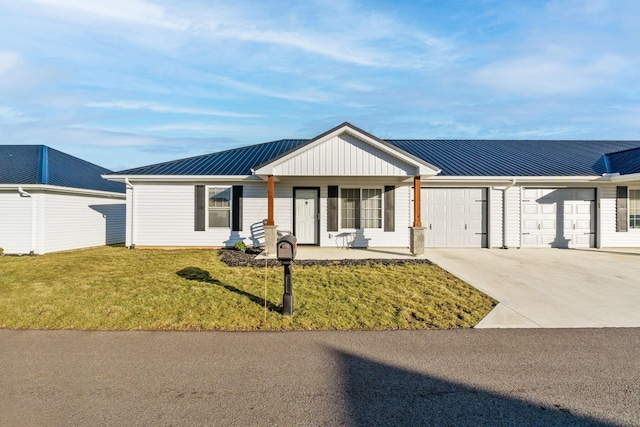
[521,188,595,248]
[421,188,487,248]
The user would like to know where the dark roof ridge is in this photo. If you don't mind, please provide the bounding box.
[604,146,640,156]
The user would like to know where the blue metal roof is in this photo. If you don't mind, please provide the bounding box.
[109,135,640,178]
[604,147,640,175]
[114,139,306,176]
[0,145,125,193]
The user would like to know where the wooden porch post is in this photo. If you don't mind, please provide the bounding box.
[413,175,422,227]
[267,175,275,226]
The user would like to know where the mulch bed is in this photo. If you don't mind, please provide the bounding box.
[218,248,432,267]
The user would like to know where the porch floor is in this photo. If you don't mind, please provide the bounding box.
[257,246,420,260]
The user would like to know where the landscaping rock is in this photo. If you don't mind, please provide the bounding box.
[218,248,432,268]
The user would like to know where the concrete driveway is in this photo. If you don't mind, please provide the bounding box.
[425,248,640,328]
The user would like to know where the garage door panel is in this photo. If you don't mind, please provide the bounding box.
[541,204,556,214]
[450,204,466,215]
[432,205,447,215]
[576,203,591,215]
[422,187,487,248]
[541,219,556,230]
[521,188,595,248]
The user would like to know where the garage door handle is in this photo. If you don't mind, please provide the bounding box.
[573,223,576,230]
[429,224,432,230]
[464,224,467,230]
[538,223,541,230]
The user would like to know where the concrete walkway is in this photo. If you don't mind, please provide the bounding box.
[425,248,640,328]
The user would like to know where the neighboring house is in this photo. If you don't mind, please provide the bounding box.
[0,145,126,255]
[104,123,640,255]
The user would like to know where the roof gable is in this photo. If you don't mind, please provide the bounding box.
[605,147,640,175]
[254,122,440,177]
[0,145,124,193]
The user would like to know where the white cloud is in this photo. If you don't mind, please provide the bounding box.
[85,101,261,118]
[0,51,21,75]
[26,0,188,30]
[472,53,627,97]
[0,106,35,124]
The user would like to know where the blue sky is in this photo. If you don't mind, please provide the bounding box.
[1,0,639,171]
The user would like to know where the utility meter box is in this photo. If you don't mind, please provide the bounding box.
[276,234,297,261]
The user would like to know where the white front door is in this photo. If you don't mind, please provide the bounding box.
[421,188,487,247]
[294,189,318,244]
[521,188,595,248]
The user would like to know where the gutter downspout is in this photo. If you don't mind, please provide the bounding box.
[492,179,517,249]
[125,178,135,249]
[18,186,36,255]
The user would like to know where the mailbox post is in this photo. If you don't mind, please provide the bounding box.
[276,234,297,316]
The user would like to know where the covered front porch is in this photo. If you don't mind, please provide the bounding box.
[252,123,441,257]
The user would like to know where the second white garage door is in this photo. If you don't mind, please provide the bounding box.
[521,188,595,248]
[421,188,487,248]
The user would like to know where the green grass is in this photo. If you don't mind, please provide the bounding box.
[0,246,496,330]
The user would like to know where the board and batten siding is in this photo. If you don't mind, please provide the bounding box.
[598,185,640,247]
[41,192,125,253]
[0,191,34,254]
[273,134,416,176]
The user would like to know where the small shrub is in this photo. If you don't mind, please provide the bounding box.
[233,241,247,252]
[0,247,3,255]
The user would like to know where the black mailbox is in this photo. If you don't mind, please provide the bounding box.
[276,234,297,261]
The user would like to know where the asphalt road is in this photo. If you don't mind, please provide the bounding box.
[1,329,639,426]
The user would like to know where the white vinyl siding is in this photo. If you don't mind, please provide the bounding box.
[0,191,34,254]
[599,185,640,247]
[504,186,522,248]
[127,178,408,249]
[489,188,503,248]
[0,189,124,255]
[42,192,125,253]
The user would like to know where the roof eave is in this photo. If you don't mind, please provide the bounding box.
[103,174,257,183]
[609,172,640,183]
[0,184,126,198]
[423,175,608,184]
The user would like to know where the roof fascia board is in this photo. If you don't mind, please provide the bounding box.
[0,184,125,198]
[422,175,605,184]
[104,174,255,183]
[254,122,440,176]
[610,172,640,183]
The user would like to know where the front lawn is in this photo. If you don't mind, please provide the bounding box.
[0,246,496,330]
